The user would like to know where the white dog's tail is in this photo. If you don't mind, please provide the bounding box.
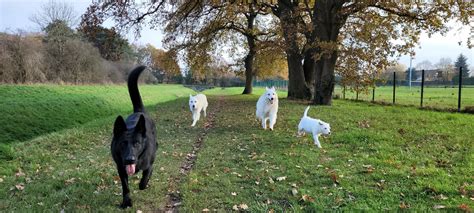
[303,106,310,117]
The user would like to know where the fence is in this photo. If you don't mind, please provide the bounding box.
[253,79,288,90]
[253,67,473,112]
[334,67,473,112]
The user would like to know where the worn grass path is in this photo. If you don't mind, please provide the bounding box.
[0,86,473,211]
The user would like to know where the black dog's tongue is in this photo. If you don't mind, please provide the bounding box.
[126,164,136,176]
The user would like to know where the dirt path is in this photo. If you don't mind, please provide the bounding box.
[161,96,223,212]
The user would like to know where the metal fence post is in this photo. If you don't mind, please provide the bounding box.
[343,85,346,99]
[458,67,463,112]
[372,86,375,102]
[393,72,396,104]
[421,69,425,107]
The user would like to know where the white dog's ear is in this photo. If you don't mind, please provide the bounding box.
[271,86,275,91]
[265,86,269,90]
[189,94,192,98]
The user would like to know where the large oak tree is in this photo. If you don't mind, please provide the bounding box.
[266,0,472,104]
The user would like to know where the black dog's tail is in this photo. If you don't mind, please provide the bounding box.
[128,65,146,113]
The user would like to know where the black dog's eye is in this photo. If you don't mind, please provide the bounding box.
[273,93,275,95]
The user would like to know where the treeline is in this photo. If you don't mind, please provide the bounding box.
[0,20,161,84]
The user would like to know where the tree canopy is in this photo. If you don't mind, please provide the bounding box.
[82,0,473,104]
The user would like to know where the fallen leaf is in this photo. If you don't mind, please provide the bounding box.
[358,120,370,128]
[301,194,315,203]
[435,194,448,200]
[459,203,470,211]
[330,172,340,185]
[276,176,286,181]
[15,169,25,177]
[15,183,24,191]
[65,178,76,185]
[136,210,143,213]
[268,209,274,213]
[0,178,3,183]
[239,203,248,210]
[232,205,239,211]
[399,202,409,209]
[268,177,274,184]
[231,192,237,196]
[202,208,210,212]
[433,205,446,209]
[291,188,298,196]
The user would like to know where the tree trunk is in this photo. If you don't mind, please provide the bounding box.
[278,1,311,100]
[312,0,346,105]
[314,53,337,105]
[242,11,257,94]
[242,47,255,94]
[303,50,316,97]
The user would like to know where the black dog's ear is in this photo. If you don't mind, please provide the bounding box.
[135,114,146,137]
[114,116,127,135]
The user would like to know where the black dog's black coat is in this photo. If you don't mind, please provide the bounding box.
[111,66,157,208]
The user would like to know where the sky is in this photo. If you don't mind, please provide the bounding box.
[1,0,473,74]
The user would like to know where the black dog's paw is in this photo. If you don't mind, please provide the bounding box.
[139,181,148,190]
[120,198,132,209]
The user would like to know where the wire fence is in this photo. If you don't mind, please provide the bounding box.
[254,67,474,112]
[253,79,288,90]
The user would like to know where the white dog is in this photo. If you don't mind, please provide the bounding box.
[256,87,278,130]
[189,94,208,127]
[298,106,331,148]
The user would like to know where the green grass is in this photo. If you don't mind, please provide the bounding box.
[334,86,474,110]
[0,85,472,211]
[0,84,194,145]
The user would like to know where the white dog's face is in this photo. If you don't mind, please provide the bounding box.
[264,87,277,104]
[189,95,198,110]
[318,121,331,135]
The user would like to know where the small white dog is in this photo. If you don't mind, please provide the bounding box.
[298,106,331,148]
[256,86,278,130]
[189,94,208,127]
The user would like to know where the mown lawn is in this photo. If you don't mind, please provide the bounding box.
[0,85,472,211]
[334,86,474,110]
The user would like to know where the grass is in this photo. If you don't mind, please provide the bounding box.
[334,86,474,110]
[0,85,472,211]
[0,84,194,144]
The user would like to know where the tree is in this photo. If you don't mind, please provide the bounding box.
[382,63,407,81]
[81,1,277,94]
[454,54,470,78]
[79,8,132,61]
[30,0,79,30]
[415,60,434,70]
[78,25,131,61]
[0,31,46,83]
[435,57,455,82]
[83,1,472,104]
[266,1,472,104]
[145,44,181,83]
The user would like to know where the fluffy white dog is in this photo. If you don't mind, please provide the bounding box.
[256,86,279,130]
[298,106,331,148]
[189,94,208,127]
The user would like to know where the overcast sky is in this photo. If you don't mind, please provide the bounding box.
[1,0,473,72]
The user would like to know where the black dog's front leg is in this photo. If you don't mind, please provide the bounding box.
[139,167,153,190]
[118,167,132,208]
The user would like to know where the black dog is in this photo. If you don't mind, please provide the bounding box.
[111,66,157,208]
